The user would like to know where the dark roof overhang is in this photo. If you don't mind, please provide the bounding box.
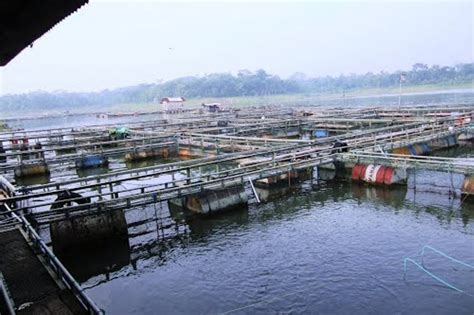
[0,0,89,66]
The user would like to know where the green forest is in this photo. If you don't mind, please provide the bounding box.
[1,63,472,111]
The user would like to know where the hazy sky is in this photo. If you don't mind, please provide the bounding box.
[0,0,472,95]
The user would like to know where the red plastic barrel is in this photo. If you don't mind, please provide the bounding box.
[375,166,387,185]
[364,165,382,183]
[383,167,395,185]
[352,164,362,180]
[352,164,367,181]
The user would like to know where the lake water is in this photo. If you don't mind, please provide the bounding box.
[67,179,474,315]
[4,89,474,131]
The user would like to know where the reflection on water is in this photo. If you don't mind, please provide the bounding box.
[125,156,184,170]
[50,210,131,282]
[255,185,299,202]
[14,173,51,186]
[461,199,474,226]
[183,207,249,240]
[76,166,110,178]
[57,238,131,283]
[351,183,408,209]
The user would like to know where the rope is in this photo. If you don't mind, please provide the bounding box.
[219,292,300,314]
[421,245,474,269]
[403,258,464,293]
[404,245,474,294]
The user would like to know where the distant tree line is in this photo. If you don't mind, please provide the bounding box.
[1,63,472,111]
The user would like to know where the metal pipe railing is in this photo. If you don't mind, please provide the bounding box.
[4,204,103,314]
[0,272,15,315]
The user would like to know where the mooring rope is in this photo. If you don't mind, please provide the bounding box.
[421,245,474,269]
[219,291,300,314]
[404,246,474,295]
[403,258,464,293]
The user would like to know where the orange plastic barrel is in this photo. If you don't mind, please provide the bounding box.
[461,175,474,196]
[392,147,411,155]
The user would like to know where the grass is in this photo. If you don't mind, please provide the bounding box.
[2,81,473,119]
[0,122,11,131]
[110,81,473,112]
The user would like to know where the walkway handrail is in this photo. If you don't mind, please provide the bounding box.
[0,272,15,315]
[341,151,474,174]
[2,153,335,219]
[347,151,474,161]
[5,204,103,314]
[4,140,328,200]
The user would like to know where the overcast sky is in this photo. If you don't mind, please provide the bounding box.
[0,0,472,95]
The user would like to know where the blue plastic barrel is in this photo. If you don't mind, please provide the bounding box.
[314,129,329,138]
[447,135,457,147]
[75,155,109,169]
[408,145,417,155]
[421,143,431,155]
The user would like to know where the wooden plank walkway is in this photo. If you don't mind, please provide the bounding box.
[0,228,86,314]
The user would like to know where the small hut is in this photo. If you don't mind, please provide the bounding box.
[160,97,186,113]
[201,102,222,113]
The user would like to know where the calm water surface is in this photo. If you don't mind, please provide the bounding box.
[5,89,474,131]
[76,181,474,315]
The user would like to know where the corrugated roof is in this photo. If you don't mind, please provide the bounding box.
[0,0,89,66]
[161,97,186,103]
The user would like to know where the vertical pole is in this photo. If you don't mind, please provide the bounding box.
[398,78,402,110]
[450,171,455,197]
[97,178,102,201]
[176,135,180,154]
[413,168,416,193]
[248,177,260,203]
[313,166,319,186]
[109,183,114,199]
